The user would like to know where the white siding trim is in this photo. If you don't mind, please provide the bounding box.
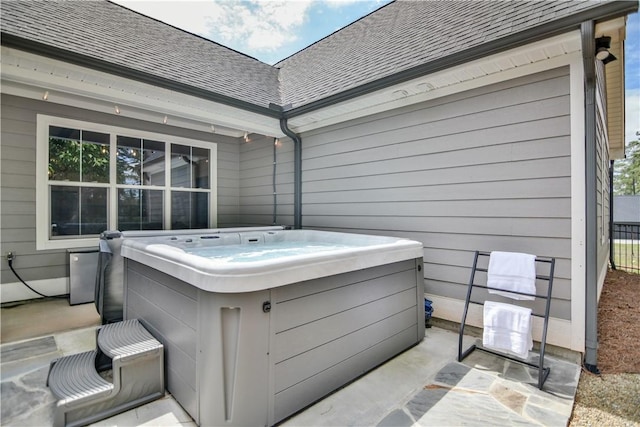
[0,277,69,303]
[597,249,608,301]
[425,294,574,350]
[569,53,586,353]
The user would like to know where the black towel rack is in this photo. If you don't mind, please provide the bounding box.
[457,251,556,390]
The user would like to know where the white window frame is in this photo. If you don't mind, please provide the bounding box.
[36,114,217,250]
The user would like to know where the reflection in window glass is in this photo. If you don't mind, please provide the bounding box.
[142,140,165,186]
[50,186,107,237]
[81,131,110,183]
[117,136,141,185]
[49,126,80,181]
[80,187,108,234]
[51,186,78,236]
[48,126,110,183]
[117,137,166,186]
[171,191,208,229]
[192,146,210,189]
[118,189,163,231]
[171,144,209,189]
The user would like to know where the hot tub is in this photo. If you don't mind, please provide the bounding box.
[121,229,425,426]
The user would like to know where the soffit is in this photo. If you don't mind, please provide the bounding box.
[596,17,627,160]
[0,47,284,138]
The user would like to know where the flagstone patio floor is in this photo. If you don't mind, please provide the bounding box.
[1,299,580,426]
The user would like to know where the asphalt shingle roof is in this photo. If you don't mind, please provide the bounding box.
[275,0,604,108]
[0,0,281,109]
[1,0,636,113]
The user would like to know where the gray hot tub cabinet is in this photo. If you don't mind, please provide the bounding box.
[124,257,425,426]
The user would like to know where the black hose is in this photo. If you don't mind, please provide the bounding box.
[7,257,68,299]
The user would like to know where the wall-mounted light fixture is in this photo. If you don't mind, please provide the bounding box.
[114,105,121,114]
[42,91,49,101]
[210,125,216,133]
[595,36,617,64]
[243,132,250,143]
[163,115,168,124]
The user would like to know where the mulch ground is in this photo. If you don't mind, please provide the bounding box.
[569,269,640,426]
[597,269,640,374]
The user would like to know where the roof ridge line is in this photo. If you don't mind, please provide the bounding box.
[274,0,395,67]
[106,0,276,69]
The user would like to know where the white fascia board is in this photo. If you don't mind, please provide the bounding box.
[425,294,577,352]
[569,53,586,353]
[0,278,68,303]
[288,31,582,133]
[0,46,284,138]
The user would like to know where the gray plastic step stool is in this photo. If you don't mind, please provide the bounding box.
[47,319,164,427]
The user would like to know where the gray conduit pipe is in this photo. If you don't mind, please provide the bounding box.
[279,118,302,229]
[272,137,278,225]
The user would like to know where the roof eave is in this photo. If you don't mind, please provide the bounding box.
[282,0,639,119]
[0,32,282,119]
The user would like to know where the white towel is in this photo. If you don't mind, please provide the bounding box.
[487,251,536,300]
[483,301,533,359]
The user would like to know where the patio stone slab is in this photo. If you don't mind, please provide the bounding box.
[455,366,496,393]
[0,336,57,363]
[1,366,56,425]
[489,381,528,414]
[433,362,471,387]
[282,327,458,427]
[414,387,538,426]
[461,346,509,375]
[527,392,574,418]
[387,345,581,427]
[0,299,581,427]
[376,408,414,427]
[524,401,572,426]
[90,394,196,427]
[405,385,449,420]
[0,350,62,382]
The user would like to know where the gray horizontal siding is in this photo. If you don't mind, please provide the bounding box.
[0,94,242,286]
[238,134,295,226]
[300,67,573,320]
[0,95,62,285]
[595,62,610,272]
[216,140,240,227]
